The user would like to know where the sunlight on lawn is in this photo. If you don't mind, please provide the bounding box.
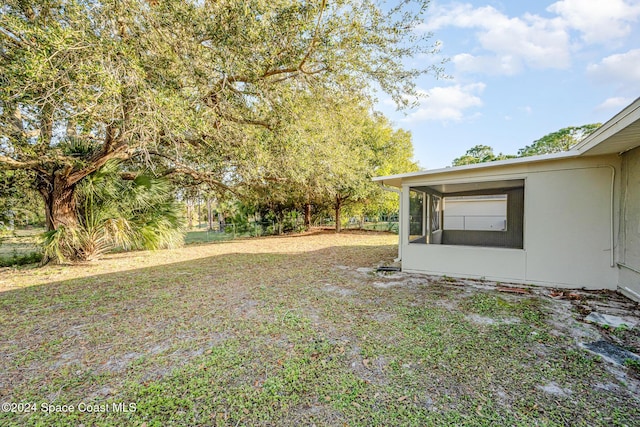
[0,231,396,292]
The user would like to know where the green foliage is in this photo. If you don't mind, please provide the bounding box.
[280,211,305,234]
[0,226,11,243]
[518,124,602,157]
[237,94,418,231]
[0,169,44,228]
[42,161,183,263]
[225,213,251,234]
[453,124,602,166]
[452,145,516,166]
[624,358,640,373]
[0,250,42,267]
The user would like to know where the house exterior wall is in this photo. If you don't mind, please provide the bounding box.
[402,244,526,282]
[400,155,621,289]
[523,166,616,288]
[619,146,640,301]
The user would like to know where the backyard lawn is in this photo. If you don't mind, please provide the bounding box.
[0,231,639,426]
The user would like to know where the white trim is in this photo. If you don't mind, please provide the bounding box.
[620,286,640,302]
[573,97,640,154]
[373,151,579,184]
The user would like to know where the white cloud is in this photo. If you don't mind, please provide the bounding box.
[595,97,635,111]
[421,3,571,75]
[453,53,524,76]
[587,49,640,90]
[548,0,640,44]
[477,13,569,69]
[403,83,486,122]
[420,1,640,78]
[421,3,501,31]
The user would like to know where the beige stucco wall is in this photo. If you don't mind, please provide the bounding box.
[400,155,621,289]
[524,166,616,287]
[618,146,640,301]
[403,245,526,282]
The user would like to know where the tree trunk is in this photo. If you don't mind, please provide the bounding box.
[207,198,214,230]
[218,212,224,232]
[37,174,79,232]
[36,173,81,264]
[186,199,193,230]
[277,211,283,235]
[197,198,202,229]
[304,203,312,229]
[335,199,342,233]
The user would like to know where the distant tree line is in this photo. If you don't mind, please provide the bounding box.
[452,124,602,166]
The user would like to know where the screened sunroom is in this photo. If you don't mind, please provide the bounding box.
[407,179,524,249]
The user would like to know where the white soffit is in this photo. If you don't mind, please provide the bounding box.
[412,179,525,195]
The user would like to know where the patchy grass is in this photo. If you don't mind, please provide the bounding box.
[0,231,639,426]
[184,229,240,244]
[0,251,42,268]
[0,229,42,266]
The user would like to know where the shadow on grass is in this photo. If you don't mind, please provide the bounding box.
[0,243,400,425]
[1,240,639,426]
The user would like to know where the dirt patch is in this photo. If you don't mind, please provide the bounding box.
[323,284,357,296]
[372,281,406,289]
[465,314,521,325]
[538,381,572,397]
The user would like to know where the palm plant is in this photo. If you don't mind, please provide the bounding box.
[42,160,183,263]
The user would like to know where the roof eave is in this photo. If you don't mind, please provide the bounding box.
[373,150,580,187]
[572,97,640,155]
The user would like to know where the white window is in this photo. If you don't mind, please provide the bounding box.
[443,195,507,231]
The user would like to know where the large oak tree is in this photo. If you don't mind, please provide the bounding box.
[0,0,441,253]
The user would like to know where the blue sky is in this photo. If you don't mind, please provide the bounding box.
[378,0,640,169]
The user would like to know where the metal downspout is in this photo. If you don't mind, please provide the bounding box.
[603,165,615,268]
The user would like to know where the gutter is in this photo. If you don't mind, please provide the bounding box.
[603,165,615,268]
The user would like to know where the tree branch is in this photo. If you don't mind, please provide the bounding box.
[220,113,273,130]
[66,143,131,185]
[144,150,235,194]
[298,0,327,72]
[0,26,29,48]
[102,123,117,154]
[0,155,42,170]
[37,101,54,153]
[0,154,79,173]
[161,167,235,194]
